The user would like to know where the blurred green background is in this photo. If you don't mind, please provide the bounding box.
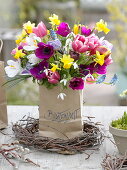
[0,0,127,106]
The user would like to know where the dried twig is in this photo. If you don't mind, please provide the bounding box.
[12,116,104,155]
[101,153,127,170]
[0,141,40,168]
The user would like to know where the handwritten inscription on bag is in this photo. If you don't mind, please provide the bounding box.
[44,108,80,122]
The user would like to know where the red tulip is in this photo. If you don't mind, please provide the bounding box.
[47,71,60,84]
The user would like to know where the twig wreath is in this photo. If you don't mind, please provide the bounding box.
[12,116,104,155]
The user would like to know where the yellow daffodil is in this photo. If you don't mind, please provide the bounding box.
[15,29,27,45]
[61,54,74,69]
[51,63,60,72]
[14,48,25,59]
[94,51,105,66]
[49,14,60,25]
[95,19,110,34]
[23,21,35,34]
[15,35,23,45]
[73,24,81,35]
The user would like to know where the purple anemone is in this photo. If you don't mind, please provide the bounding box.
[35,42,54,59]
[30,60,49,80]
[69,77,84,90]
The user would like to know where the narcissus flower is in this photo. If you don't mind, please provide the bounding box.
[94,51,105,66]
[95,19,110,34]
[23,21,35,34]
[13,48,26,59]
[69,77,84,90]
[15,29,27,45]
[49,14,60,25]
[50,63,60,72]
[61,54,74,69]
[73,24,81,35]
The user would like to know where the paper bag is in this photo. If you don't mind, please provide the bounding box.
[0,61,8,129]
[39,86,83,139]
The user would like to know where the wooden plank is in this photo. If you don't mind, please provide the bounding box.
[0,106,126,170]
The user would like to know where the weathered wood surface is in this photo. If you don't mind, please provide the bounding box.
[0,106,127,170]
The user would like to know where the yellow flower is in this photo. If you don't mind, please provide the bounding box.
[73,24,81,35]
[14,48,25,59]
[49,14,60,25]
[15,35,23,45]
[51,63,60,72]
[61,54,74,69]
[23,21,35,34]
[95,19,110,34]
[94,51,105,66]
[15,29,27,45]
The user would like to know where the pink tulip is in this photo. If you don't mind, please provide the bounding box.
[87,34,101,53]
[33,21,47,38]
[72,35,88,53]
[47,71,60,84]
[72,34,101,54]
[105,55,113,65]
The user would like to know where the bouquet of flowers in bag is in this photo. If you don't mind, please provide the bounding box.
[5,14,117,99]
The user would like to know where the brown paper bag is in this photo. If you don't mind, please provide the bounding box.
[39,86,83,139]
[0,61,8,129]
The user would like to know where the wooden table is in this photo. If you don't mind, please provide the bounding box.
[0,106,127,170]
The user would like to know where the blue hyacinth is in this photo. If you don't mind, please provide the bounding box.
[96,75,106,84]
[109,74,118,85]
[50,29,57,40]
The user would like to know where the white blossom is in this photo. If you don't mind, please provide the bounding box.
[83,74,94,82]
[57,93,66,100]
[5,60,21,77]
[43,69,49,76]
[23,33,41,51]
[60,79,67,86]
[73,62,78,69]
[27,54,40,65]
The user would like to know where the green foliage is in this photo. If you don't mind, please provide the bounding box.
[111,111,127,130]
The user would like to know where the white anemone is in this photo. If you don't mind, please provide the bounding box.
[5,60,21,77]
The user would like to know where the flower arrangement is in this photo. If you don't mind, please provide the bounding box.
[5,14,117,99]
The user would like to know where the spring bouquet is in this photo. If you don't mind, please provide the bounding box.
[5,14,117,139]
